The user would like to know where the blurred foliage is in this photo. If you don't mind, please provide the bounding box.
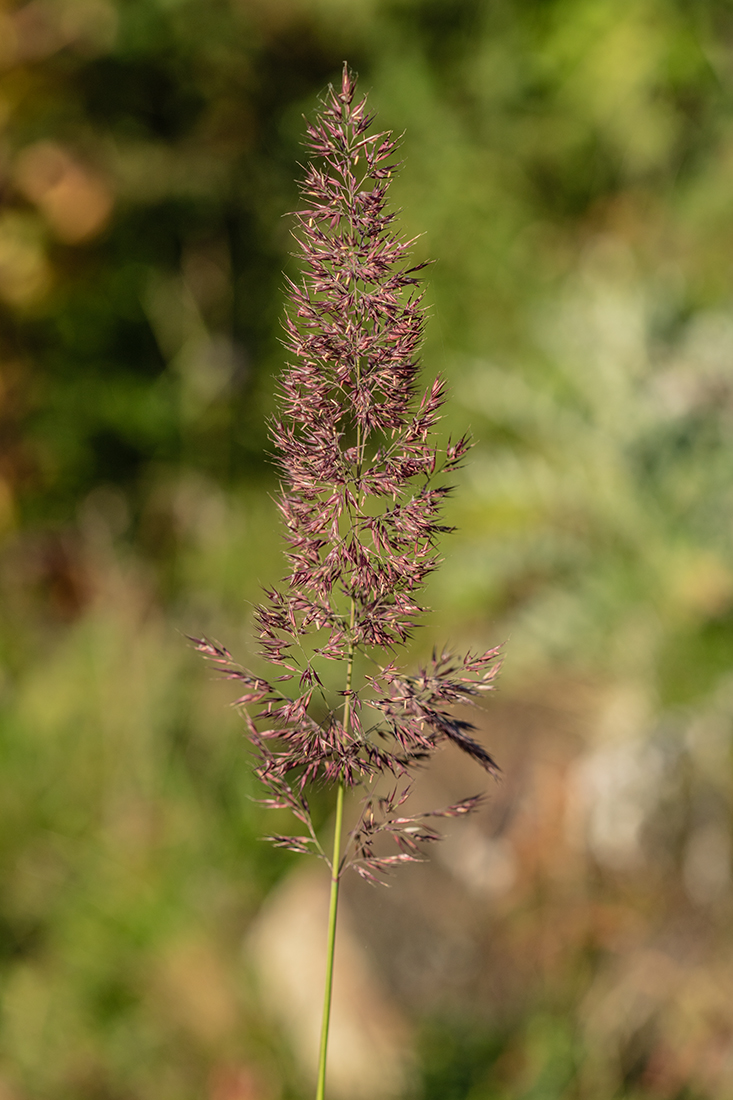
[3,0,733,1096]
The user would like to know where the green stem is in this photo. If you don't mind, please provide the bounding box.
[315,601,356,1100]
[315,780,344,1100]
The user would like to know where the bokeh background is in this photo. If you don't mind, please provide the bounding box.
[3,0,733,1096]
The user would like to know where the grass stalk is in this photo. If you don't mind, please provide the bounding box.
[315,600,355,1100]
[315,779,345,1100]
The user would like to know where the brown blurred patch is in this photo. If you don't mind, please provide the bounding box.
[0,1077,24,1100]
[14,142,113,243]
[3,530,93,620]
[1,0,117,66]
[0,476,15,536]
[151,934,239,1048]
[208,1063,270,1100]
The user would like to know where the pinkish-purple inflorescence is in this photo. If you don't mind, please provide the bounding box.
[192,66,501,883]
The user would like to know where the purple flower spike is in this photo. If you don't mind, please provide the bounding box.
[193,65,501,882]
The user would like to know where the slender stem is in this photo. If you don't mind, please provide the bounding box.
[315,780,344,1100]
[315,601,356,1100]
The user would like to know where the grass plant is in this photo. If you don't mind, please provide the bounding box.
[193,66,501,1098]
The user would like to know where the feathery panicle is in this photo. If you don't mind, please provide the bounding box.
[194,64,501,881]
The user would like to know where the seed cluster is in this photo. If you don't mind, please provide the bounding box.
[194,67,500,882]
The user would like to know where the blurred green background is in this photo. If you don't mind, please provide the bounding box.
[3,0,733,1096]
